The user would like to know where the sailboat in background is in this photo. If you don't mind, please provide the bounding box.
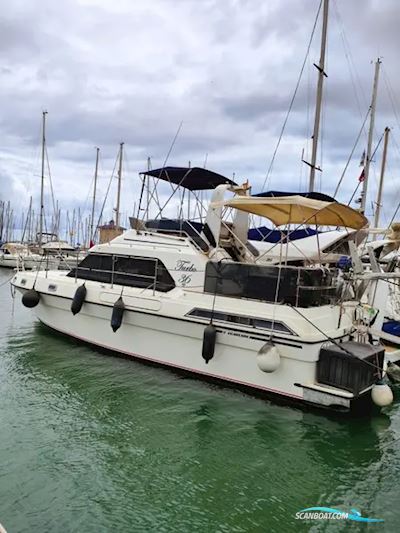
[0,111,85,271]
[97,142,126,244]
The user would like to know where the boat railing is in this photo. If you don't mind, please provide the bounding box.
[295,283,338,307]
[204,261,339,308]
[144,222,209,253]
[291,266,339,307]
[110,262,158,295]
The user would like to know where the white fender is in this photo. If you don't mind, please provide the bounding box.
[256,341,281,373]
[371,382,393,407]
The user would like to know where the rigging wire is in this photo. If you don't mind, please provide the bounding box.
[81,152,102,222]
[289,304,383,374]
[385,134,400,225]
[44,145,58,235]
[95,150,119,231]
[382,65,400,225]
[383,67,400,131]
[140,121,184,220]
[387,191,400,228]
[0,274,15,288]
[334,108,370,197]
[262,0,323,191]
[332,0,368,123]
[347,130,385,207]
[122,147,134,227]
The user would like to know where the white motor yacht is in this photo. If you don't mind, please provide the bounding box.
[11,185,397,414]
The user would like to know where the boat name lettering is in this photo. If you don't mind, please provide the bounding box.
[178,274,192,287]
[176,260,197,272]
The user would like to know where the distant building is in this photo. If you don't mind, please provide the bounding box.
[98,220,125,244]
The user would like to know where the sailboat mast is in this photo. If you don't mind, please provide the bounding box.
[22,196,33,243]
[90,147,100,245]
[360,58,381,214]
[146,156,151,219]
[374,126,390,230]
[116,142,124,228]
[39,110,48,248]
[308,0,329,192]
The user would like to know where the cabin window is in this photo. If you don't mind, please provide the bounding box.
[115,256,175,291]
[204,261,338,308]
[186,308,293,335]
[67,254,112,283]
[67,254,129,285]
[67,253,175,292]
[112,256,157,289]
[322,240,350,256]
[153,261,177,292]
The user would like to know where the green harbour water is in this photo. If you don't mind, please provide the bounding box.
[1,269,400,532]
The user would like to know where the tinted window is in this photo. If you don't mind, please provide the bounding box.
[113,256,157,289]
[204,262,337,307]
[114,256,156,276]
[253,318,291,333]
[155,261,176,292]
[67,254,175,292]
[78,254,113,271]
[67,254,113,283]
[187,308,292,334]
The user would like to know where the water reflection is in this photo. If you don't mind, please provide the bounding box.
[2,272,400,532]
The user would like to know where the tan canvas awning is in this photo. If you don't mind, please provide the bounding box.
[213,195,368,229]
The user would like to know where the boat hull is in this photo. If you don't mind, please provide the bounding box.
[0,255,40,270]
[37,318,375,415]
[16,285,374,414]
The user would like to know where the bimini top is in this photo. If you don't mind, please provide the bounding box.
[141,166,237,191]
[215,195,368,230]
[253,190,336,202]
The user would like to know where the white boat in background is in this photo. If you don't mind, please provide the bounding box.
[41,240,86,270]
[253,228,366,265]
[0,240,85,271]
[11,184,398,414]
[0,242,43,270]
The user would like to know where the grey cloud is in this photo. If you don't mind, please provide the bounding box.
[1,0,400,229]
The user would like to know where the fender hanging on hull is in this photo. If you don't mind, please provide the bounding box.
[111,297,125,332]
[202,324,217,364]
[22,289,40,308]
[71,284,87,315]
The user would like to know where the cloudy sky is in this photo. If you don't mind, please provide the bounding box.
[1,0,400,234]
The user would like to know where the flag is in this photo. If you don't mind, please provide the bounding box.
[358,168,365,182]
[359,150,366,167]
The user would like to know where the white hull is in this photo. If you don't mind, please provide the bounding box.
[0,254,83,271]
[36,294,313,401]
[12,270,372,412]
[0,254,44,270]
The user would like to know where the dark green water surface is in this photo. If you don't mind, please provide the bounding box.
[1,270,399,532]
